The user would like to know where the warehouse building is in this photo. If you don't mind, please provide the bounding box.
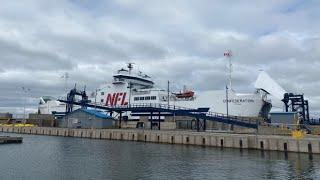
[59,109,115,129]
[0,113,13,124]
[269,112,298,124]
[27,114,55,127]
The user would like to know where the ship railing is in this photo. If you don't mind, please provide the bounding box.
[205,111,257,124]
[127,103,196,111]
[86,102,257,124]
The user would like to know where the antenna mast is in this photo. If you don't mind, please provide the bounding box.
[127,63,134,75]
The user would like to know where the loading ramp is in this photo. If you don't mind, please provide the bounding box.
[58,100,259,130]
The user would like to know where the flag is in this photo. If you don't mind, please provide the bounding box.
[224,50,232,57]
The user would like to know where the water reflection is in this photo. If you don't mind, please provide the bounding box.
[247,149,319,179]
[0,133,319,180]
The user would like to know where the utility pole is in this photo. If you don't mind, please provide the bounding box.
[167,80,170,107]
[226,85,229,116]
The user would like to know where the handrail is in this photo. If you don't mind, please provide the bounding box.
[62,100,257,125]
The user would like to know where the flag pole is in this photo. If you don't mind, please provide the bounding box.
[224,50,233,116]
[224,50,233,89]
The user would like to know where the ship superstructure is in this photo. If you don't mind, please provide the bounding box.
[96,63,163,107]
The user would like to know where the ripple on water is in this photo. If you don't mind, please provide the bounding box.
[0,133,319,180]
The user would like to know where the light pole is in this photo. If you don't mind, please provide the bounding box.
[128,82,132,107]
[224,50,232,116]
[94,88,103,109]
[22,87,30,123]
[167,80,170,108]
[94,88,101,128]
[94,89,98,110]
[226,85,229,117]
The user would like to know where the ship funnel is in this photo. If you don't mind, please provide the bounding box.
[254,71,286,100]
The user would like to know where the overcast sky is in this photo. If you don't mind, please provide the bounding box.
[0,0,319,116]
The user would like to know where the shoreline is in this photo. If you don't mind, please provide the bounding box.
[0,126,319,154]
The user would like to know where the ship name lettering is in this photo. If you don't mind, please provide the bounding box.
[106,92,128,106]
[223,99,254,103]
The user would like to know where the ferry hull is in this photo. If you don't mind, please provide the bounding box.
[174,90,264,117]
[96,82,265,117]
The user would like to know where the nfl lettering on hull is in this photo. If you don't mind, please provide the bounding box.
[106,92,128,106]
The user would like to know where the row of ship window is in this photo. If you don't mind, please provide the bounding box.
[134,96,157,101]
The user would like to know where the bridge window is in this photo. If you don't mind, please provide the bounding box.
[145,96,151,100]
[101,92,104,95]
[140,97,145,100]
[151,96,157,100]
[134,97,139,101]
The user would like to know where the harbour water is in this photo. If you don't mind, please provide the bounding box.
[0,133,320,180]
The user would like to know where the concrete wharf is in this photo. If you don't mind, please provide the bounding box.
[1,126,320,154]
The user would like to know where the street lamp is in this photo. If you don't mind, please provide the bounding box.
[94,88,102,110]
[128,82,132,107]
[224,50,232,116]
[22,87,31,123]
[226,85,229,117]
[93,88,102,129]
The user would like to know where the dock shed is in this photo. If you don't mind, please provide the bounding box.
[270,112,298,124]
[0,113,13,123]
[59,109,115,129]
[27,114,54,127]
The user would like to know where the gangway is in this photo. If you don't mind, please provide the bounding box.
[58,99,259,130]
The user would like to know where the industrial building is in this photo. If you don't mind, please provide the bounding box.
[0,113,12,123]
[269,112,298,125]
[58,109,115,129]
[27,114,55,127]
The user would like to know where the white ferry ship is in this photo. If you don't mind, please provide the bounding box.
[93,63,282,118]
[39,62,286,118]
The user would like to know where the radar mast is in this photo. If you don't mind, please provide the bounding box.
[127,63,134,75]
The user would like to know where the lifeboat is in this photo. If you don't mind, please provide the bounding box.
[174,90,195,98]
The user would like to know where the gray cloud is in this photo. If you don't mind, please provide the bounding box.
[0,0,319,117]
[0,38,74,70]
